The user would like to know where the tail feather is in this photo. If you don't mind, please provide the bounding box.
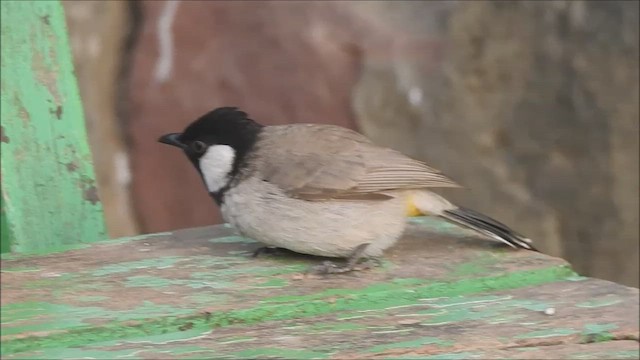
[440,207,538,251]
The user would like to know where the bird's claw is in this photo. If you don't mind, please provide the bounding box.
[252,246,292,258]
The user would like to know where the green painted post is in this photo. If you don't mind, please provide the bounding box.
[0,0,107,253]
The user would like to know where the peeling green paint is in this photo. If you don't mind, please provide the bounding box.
[1,265,576,356]
[420,306,503,325]
[0,243,91,260]
[102,232,172,246]
[565,275,589,282]
[581,323,618,342]
[4,347,143,360]
[209,235,255,244]
[421,294,511,307]
[385,352,482,359]
[77,295,109,302]
[187,292,231,305]
[124,275,178,288]
[569,349,640,359]
[308,322,367,333]
[217,335,257,345]
[450,253,498,277]
[391,351,482,359]
[0,266,41,273]
[408,216,470,237]
[1,302,105,335]
[582,323,618,334]
[110,327,210,345]
[368,336,452,353]
[124,273,241,290]
[1,300,194,337]
[92,256,184,276]
[23,273,75,289]
[504,299,552,312]
[254,278,289,288]
[263,265,575,305]
[516,328,579,339]
[233,347,330,359]
[576,297,622,308]
[0,0,107,254]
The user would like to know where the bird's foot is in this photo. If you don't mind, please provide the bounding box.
[311,257,381,274]
[310,243,380,275]
[251,246,295,258]
[311,261,354,274]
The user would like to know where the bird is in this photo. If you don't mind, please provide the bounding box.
[159,107,537,273]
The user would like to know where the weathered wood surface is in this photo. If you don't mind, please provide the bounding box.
[1,217,638,359]
[0,0,106,254]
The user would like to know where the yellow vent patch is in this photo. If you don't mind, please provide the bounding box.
[406,197,423,217]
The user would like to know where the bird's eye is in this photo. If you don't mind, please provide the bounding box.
[191,141,207,154]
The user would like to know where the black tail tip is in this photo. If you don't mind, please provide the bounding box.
[443,207,540,252]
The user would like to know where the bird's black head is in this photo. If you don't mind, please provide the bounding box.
[159,107,264,202]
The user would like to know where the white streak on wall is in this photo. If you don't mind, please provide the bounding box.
[408,87,423,106]
[114,151,132,186]
[153,0,180,83]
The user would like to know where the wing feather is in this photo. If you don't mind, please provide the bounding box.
[251,124,460,200]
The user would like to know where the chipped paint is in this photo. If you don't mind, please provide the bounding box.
[102,232,172,246]
[576,297,622,308]
[0,243,91,259]
[581,323,619,342]
[208,235,255,244]
[569,349,640,359]
[254,278,289,288]
[450,253,499,277]
[2,220,636,358]
[412,352,481,359]
[408,216,470,236]
[0,266,41,273]
[233,347,330,359]
[77,296,109,303]
[516,328,579,339]
[1,1,107,254]
[92,256,184,276]
[1,265,577,355]
[368,336,452,353]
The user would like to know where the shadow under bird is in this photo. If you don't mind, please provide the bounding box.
[159,107,537,273]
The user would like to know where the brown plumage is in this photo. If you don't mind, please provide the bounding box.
[248,124,461,201]
[159,107,538,274]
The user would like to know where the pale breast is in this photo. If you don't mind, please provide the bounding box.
[221,177,407,258]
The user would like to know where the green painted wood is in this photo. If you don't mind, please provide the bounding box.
[1,195,10,253]
[1,218,638,359]
[0,0,106,253]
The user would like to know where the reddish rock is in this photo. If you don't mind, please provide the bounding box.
[128,1,366,232]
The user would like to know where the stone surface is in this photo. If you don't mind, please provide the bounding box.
[1,218,638,359]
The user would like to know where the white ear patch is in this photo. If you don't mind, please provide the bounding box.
[199,145,236,192]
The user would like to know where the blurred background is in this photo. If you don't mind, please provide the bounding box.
[61,0,638,287]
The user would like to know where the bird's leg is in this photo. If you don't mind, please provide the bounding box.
[312,243,372,274]
[252,246,295,258]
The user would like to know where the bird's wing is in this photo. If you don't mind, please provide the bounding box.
[252,124,460,200]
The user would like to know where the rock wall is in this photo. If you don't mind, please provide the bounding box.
[63,1,139,237]
[350,1,639,287]
[64,1,638,286]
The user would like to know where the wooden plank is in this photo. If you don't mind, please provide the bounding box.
[1,195,10,253]
[1,217,637,359]
[0,0,106,253]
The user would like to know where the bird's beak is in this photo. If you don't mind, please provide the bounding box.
[158,133,186,149]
